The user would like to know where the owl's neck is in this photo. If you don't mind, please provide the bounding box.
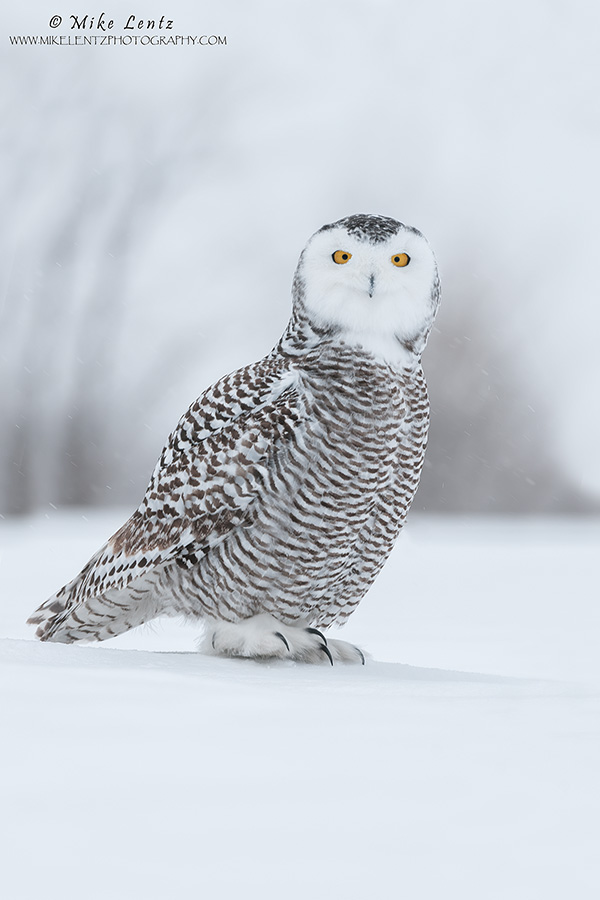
[277,304,422,373]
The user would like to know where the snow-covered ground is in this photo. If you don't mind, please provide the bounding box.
[1,511,599,899]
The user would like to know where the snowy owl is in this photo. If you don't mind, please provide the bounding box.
[28,214,440,664]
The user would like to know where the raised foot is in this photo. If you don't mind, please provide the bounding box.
[202,613,365,665]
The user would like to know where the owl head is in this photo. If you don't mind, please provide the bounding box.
[292,214,440,364]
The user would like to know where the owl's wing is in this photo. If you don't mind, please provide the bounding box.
[28,357,302,637]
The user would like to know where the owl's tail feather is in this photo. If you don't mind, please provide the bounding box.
[27,577,165,644]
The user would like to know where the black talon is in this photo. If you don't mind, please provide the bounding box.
[306,627,328,646]
[320,644,334,666]
[355,646,366,665]
[274,631,290,652]
[211,633,216,650]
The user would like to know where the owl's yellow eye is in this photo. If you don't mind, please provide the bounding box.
[391,253,410,267]
[332,250,352,264]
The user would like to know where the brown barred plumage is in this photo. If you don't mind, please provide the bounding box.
[28,214,440,663]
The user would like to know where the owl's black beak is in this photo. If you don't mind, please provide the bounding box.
[368,273,375,298]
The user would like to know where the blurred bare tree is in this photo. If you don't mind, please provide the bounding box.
[419,306,596,514]
[1,54,236,515]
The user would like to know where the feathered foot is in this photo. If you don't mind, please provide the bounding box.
[202,613,365,665]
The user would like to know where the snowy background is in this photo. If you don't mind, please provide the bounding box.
[2,0,600,514]
[2,2,600,898]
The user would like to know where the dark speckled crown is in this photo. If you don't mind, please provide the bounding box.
[318,214,419,244]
